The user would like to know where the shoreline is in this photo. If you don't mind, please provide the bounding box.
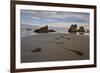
[21,32,89,38]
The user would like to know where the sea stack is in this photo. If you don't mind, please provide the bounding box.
[34,25,48,33]
[78,26,85,32]
[68,24,77,32]
[34,25,56,33]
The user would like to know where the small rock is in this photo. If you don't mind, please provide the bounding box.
[31,48,42,52]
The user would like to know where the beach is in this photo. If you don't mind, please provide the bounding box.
[21,33,89,63]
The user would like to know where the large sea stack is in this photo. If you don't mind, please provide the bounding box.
[34,25,56,33]
[34,25,48,33]
[68,24,77,32]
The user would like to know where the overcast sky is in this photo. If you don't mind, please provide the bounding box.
[21,10,90,27]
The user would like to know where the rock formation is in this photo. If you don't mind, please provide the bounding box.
[34,25,48,33]
[68,24,85,34]
[68,24,77,32]
[48,29,56,32]
[78,26,85,32]
[34,25,56,33]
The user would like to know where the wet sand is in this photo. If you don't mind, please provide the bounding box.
[21,33,89,63]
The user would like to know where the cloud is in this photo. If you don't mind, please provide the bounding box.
[21,10,90,25]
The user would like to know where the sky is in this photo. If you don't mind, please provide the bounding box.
[21,9,90,27]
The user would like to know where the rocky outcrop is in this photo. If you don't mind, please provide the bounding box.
[34,25,56,33]
[68,24,77,32]
[48,29,56,32]
[78,26,85,32]
[68,24,85,34]
[34,25,48,33]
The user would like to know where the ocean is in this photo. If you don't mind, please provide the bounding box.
[21,26,89,37]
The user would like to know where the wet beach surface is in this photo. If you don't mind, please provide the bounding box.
[21,33,89,63]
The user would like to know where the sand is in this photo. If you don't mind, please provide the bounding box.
[21,33,89,63]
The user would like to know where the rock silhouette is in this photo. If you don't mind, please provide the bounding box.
[34,25,56,33]
[68,24,77,32]
[48,29,56,32]
[68,24,85,34]
[34,25,48,33]
[78,26,85,32]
